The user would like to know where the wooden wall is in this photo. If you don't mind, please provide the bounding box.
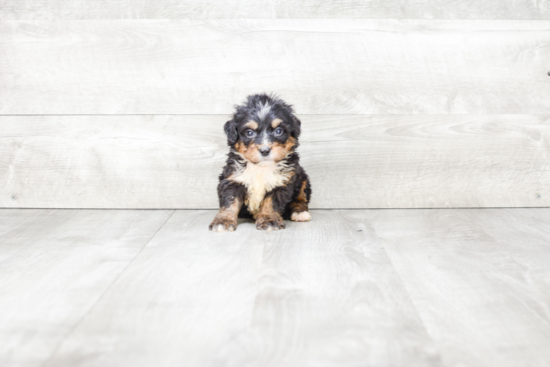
[2,1,550,19]
[1,2,549,209]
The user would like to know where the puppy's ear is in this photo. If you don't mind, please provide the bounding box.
[291,115,301,139]
[224,118,239,145]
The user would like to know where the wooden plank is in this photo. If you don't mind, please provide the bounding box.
[1,20,549,114]
[2,0,549,20]
[0,209,173,367]
[370,208,550,367]
[43,210,443,367]
[1,115,548,209]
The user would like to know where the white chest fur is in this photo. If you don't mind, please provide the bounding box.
[230,161,292,216]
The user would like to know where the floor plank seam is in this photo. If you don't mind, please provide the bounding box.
[38,209,176,367]
[378,239,448,367]
[0,209,59,267]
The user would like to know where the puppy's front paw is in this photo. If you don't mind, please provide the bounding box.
[256,214,285,231]
[291,211,311,222]
[209,216,237,232]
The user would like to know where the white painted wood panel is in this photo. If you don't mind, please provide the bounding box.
[1,115,548,209]
[0,209,173,367]
[44,210,442,367]
[371,208,550,367]
[1,20,549,114]
[1,0,549,20]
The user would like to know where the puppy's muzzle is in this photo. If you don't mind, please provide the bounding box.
[259,146,271,157]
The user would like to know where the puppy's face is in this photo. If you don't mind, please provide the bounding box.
[224,94,301,165]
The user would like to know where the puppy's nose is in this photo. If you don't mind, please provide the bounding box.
[259,146,271,156]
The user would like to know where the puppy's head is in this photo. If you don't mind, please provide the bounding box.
[224,93,301,165]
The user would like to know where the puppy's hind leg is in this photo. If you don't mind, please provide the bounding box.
[290,179,311,222]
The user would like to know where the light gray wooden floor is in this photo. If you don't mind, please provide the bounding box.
[1,209,549,367]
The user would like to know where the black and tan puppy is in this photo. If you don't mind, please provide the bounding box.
[209,93,312,232]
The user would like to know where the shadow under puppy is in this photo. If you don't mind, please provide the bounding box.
[209,93,312,232]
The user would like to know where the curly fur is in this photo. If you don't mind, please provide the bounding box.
[209,93,312,232]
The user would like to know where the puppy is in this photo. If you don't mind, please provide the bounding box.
[209,93,312,232]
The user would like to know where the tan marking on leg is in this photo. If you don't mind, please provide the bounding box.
[255,196,285,231]
[209,199,242,232]
[290,180,310,221]
[245,120,259,130]
[271,118,282,128]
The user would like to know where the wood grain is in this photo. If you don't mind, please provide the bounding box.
[42,210,268,367]
[2,0,549,20]
[371,208,550,367]
[0,209,173,367]
[1,115,548,209]
[1,20,549,114]
[43,210,442,367]
[2,208,549,366]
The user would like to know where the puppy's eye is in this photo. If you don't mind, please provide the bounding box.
[274,127,283,136]
[246,129,255,137]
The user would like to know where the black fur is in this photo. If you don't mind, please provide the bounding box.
[216,93,311,224]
